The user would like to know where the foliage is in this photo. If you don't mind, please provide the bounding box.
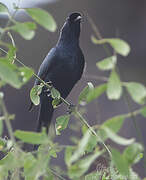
[0,2,145,180]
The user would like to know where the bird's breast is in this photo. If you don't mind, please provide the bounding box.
[47,57,81,98]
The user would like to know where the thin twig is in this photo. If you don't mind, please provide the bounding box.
[74,110,112,157]
[87,13,111,56]
[49,168,66,180]
[0,2,20,40]
[122,88,146,171]
[83,74,108,82]
[0,97,16,144]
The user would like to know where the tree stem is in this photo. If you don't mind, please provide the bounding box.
[0,97,16,144]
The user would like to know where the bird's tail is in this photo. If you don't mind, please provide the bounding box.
[33,98,54,151]
[37,97,54,133]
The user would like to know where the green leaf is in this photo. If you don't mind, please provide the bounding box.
[96,56,117,71]
[14,130,49,144]
[78,82,94,105]
[70,136,80,145]
[51,87,60,99]
[25,8,57,32]
[102,173,110,180]
[6,45,16,63]
[110,162,120,180]
[48,148,57,158]
[0,152,13,166]
[7,32,16,63]
[86,83,107,103]
[106,39,130,56]
[123,143,143,165]
[85,135,97,153]
[0,150,26,178]
[107,70,122,100]
[0,152,15,177]
[24,152,44,179]
[81,124,98,153]
[69,130,91,165]
[65,146,75,167]
[30,84,43,105]
[100,114,126,140]
[102,127,135,146]
[91,36,130,56]
[0,138,6,150]
[140,106,146,117]
[52,98,61,108]
[0,3,9,13]
[24,145,53,179]
[11,22,36,40]
[85,172,100,180]
[81,124,88,134]
[44,171,54,180]
[125,82,146,104]
[102,114,126,133]
[0,58,22,88]
[0,62,32,89]
[68,150,103,179]
[55,115,70,135]
[111,148,129,176]
[19,67,33,84]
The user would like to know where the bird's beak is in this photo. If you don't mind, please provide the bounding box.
[75,15,82,22]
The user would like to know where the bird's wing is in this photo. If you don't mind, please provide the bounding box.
[29,48,58,111]
[34,47,58,86]
[77,48,85,80]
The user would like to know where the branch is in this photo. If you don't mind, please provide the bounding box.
[74,110,112,157]
[0,96,16,144]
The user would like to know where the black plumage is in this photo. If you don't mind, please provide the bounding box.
[31,12,85,133]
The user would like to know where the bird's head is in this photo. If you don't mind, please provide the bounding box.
[60,12,82,42]
[67,12,82,24]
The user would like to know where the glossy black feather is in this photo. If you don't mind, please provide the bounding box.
[31,12,85,134]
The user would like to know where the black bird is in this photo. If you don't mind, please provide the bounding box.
[30,12,85,133]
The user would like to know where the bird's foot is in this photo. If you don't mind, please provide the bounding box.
[67,104,76,114]
[44,81,52,94]
[46,81,53,87]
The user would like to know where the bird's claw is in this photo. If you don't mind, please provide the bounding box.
[46,81,53,87]
[67,104,76,114]
[44,81,52,93]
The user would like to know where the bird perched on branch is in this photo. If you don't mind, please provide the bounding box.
[30,12,85,134]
